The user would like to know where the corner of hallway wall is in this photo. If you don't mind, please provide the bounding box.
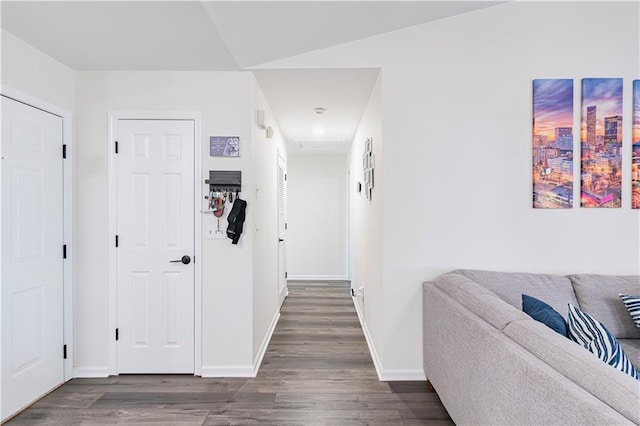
[348,71,384,373]
[1,30,75,111]
[250,75,287,367]
[199,71,255,371]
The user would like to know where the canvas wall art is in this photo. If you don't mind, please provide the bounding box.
[633,80,640,209]
[210,136,240,157]
[532,79,574,208]
[580,78,623,208]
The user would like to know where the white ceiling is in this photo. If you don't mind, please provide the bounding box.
[254,69,380,153]
[1,1,504,151]
[202,1,504,69]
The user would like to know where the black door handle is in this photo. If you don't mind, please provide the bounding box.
[279,239,284,243]
[170,255,191,265]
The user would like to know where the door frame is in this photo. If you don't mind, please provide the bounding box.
[107,111,202,376]
[276,148,288,303]
[0,85,74,382]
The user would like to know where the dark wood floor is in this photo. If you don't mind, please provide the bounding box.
[7,282,453,425]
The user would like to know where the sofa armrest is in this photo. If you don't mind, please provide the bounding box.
[423,282,633,425]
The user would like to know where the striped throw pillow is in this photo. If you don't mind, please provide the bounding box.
[567,304,640,381]
[619,294,640,331]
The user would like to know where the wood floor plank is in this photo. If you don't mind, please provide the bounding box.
[6,408,210,425]
[6,281,452,425]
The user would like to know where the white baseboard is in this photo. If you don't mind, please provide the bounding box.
[74,366,110,378]
[252,310,280,375]
[201,365,255,377]
[288,275,348,281]
[202,310,281,378]
[279,287,289,305]
[351,296,383,381]
[351,297,425,382]
[379,369,426,381]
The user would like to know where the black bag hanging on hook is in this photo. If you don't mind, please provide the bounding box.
[226,198,247,245]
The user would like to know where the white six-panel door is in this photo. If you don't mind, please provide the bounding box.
[116,119,195,374]
[1,96,64,420]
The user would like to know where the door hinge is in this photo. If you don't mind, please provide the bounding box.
[285,174,287,181]
[63,344,68,359]
[115,141,119,154]
[285,272,288,278]
[285,223,288,230]
[63,244,67,259]
[115,235,119,247]
[115,328,119,341]
[62,144,67,159]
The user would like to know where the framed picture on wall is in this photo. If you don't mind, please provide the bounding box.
[210,136,240,157]
[363,137,375,200]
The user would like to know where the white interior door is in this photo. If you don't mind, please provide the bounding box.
[277,151,287,297]
[1,96,64,420]
[116,119,195,374]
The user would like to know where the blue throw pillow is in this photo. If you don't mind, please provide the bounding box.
[522,294,568,337]
[619,294,640,331]
[568,304,640,381]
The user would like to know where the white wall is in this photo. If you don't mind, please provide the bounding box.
[1,30,75,111]
[261,1,640,378]
[348,72,383,373]
[287,153,348,280]
[74,71,256,375]
[251,76,287,365]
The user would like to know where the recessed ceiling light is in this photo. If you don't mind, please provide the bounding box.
[313,126,325,136]
[313,107,327,115]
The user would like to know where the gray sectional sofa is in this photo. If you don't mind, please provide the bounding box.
[422,269,640,425]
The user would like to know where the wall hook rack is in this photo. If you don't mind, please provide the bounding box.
[205,170,242,193]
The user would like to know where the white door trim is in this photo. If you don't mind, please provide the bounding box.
[108,111,202,376]
[0,85,74,382]
[276,148,288,304]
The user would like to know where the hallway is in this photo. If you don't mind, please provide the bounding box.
[7,282,452,425]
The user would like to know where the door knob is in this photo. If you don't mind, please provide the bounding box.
[170,255,191,265]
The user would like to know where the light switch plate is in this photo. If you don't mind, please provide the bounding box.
[207,223,226,240]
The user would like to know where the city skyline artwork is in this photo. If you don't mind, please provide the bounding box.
[532,79,574,208]
[580,78,623,208]
[633,80,639,209]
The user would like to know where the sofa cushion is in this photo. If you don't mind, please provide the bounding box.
[452,269,578,317]
[619,339,640,367]
[619,294,640,331]
[567,274,640,338]
[433,273,531,330]
[504,319,640,424]
[567,304,640,381]
[522,294,568,336]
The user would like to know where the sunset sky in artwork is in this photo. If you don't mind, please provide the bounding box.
[533,79,573,140]
[580,78,623,141]
[634,80,640,143]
